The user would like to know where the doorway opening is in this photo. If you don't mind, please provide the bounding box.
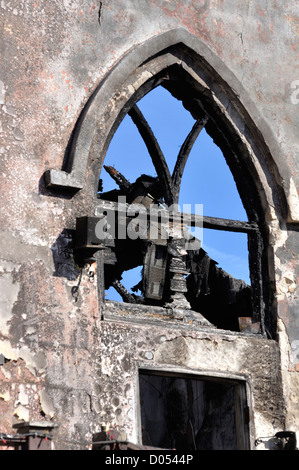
[139,369,250,450]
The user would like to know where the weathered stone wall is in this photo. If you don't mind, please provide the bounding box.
[99,306,286,449]
[0,0,298,449]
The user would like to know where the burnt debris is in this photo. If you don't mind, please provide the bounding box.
[76,165,257,332]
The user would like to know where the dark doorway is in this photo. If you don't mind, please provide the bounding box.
[139,370,250,450]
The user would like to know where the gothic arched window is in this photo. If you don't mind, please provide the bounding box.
[97,85,260,334]
[47,32,282,338]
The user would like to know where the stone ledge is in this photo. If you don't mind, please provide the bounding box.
[103,300,265,339]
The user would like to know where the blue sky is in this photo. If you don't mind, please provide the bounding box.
[101,86,250,300]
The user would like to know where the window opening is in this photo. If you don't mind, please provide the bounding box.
[139,370,250,450]
[137,87,196,174]
[105,266,143,303]
[201,229,250,284]
[94,85,263,333]
[179,127,248,221]
[99,113,158,195]
[185,229,251,331]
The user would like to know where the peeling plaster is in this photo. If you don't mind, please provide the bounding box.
[0,390,10,402]
[268,219,288,248]
[282,271,297,294]
[17,384,29,406]
[0,340,47,376]
[0,274,19,335]
[254,411,280,448]
[278,318,292,372]
[276,264,298,301]
[288,177,299,222]
[39,389,55,419]
[13,404,29,422]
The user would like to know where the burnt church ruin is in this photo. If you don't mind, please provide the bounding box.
[0,1,298,450]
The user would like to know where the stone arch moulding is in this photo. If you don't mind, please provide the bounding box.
[44,28,293,223]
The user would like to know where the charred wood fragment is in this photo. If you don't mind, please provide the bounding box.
[186,248,253,331]
[111,279,138,304]
[103,165,132,192]
[128,105,174,205]
[94,165,259,332]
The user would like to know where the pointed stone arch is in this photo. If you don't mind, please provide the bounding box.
[44,28,292,338]
[44,28,288,223]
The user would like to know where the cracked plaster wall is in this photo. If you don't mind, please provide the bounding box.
[0,0,298,449]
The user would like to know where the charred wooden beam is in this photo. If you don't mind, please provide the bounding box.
[111,279,137,303]
[248,230,265,335]
[170,211,258,234]
[201,215,258,233]
[172,115,208,203]
[93,200,258,234]
[103,165,132,192]
[128,105,174,205]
